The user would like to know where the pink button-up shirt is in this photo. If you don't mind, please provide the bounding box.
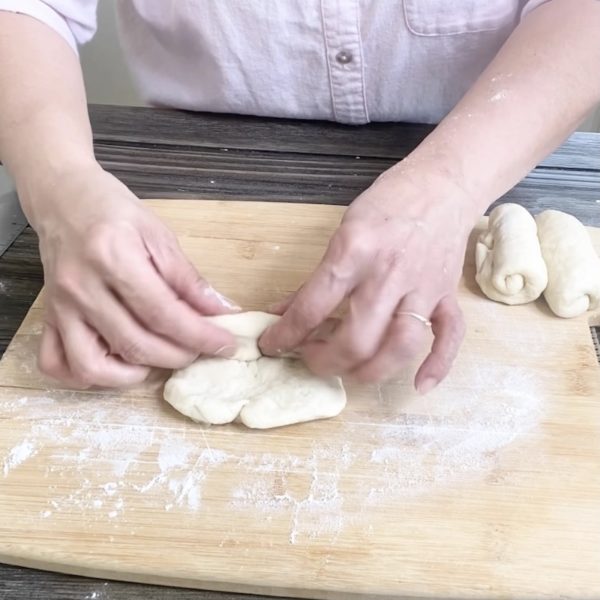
[1,0,549,124]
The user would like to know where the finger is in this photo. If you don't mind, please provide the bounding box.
[109,244,235,354]
[300,274,406,376]
[414,295,465,394]
[84,288,204,368]
[38,322,80,387]
[147,235,241,315]
[57,312,150,388]
[279,317,341,360]
[305,317,341,342]
[259,259,353,356]
[268,289,299,315]
[351,293,433,383]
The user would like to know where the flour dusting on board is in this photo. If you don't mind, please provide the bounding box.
[0,357,542,545]
[2,439,37,477]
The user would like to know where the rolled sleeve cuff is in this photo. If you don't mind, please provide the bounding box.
[0,0,78,53]
[521,0,553,19]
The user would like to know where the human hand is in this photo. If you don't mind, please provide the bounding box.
[27,164,238,388]
[259,168,477,392]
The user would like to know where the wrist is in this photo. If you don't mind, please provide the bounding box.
[14,156,101,225]
[375,158,485,229]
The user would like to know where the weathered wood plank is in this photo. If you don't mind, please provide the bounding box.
[89,104,600,171]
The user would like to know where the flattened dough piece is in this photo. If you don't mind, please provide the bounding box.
[535,210,600,318]
[475,203,548,305]
[239,358,346,429]
[164,358,255,425]
[164,311,346,429]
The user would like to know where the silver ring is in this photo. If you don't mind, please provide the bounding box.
[394,311,432,328]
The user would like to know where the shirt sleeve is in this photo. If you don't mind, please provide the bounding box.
[0,0,98,54]
[521,0,553,19]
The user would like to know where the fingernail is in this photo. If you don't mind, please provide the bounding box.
[204,287,241,311]
[260,342,285,357]
[214,345,236,358]
[417,377,438,395]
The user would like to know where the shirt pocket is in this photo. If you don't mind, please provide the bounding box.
[403,0,519,36]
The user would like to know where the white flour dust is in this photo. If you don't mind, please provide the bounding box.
[2,439,37,477]
[490,90,508,102]
[231,443,353,543]
[0,359,543,545]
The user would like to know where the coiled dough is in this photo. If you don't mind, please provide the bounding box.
[475,203,548,305]
[535,210,600,318]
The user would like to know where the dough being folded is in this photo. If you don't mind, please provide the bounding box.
[475,203,548,305]
[535,210,600,318]
[164,311,346,429]
[204,311,280,361]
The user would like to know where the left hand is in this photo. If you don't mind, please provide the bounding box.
[259,167,477,392]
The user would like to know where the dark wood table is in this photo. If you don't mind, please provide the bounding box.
[1,104,599,600]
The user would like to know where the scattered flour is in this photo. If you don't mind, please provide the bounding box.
[2,439,37,477]
[0,358,543,545]
[490,90,508,102]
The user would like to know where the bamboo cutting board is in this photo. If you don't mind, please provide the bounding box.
[0,200,599,599]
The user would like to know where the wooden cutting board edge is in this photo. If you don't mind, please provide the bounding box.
[1,199,599,599]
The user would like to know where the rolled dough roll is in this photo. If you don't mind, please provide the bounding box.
[475,203,548,305]
[535,210,600,318]
[164,311,346,429]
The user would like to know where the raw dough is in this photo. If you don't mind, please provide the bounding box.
[475,203,548,305]
[535,210,600,318]
[204,311,280,361]
[164,312,346,429]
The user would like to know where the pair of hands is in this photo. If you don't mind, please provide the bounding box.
[32,162,473,391]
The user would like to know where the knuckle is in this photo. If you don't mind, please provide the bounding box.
[324,224,373,276]
[179,267,205,293]
[391,326,423,356]
[143,303,175,332]
[337,223,374,260]
[71,361,102,387]
[339,340,373,365]
[83,223,114,267]
[53,267,81,297]
[115,338,148,365]
[37,352,61,379]
[147,234,179,269]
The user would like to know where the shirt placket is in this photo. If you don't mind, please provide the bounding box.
[320,0,369,124]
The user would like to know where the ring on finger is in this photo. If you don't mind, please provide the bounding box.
[393,310,432,328]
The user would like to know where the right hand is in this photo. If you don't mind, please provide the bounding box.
[25,163,238,388]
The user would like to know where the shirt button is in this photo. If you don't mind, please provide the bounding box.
[335,50,353,64]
